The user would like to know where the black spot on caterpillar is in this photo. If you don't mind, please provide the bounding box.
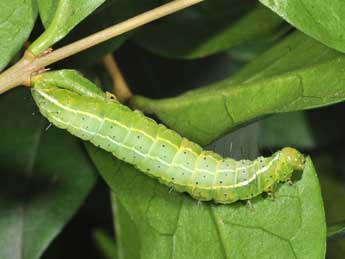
[31,70,305,204]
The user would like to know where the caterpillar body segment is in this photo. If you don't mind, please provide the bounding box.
[31,70,305,204]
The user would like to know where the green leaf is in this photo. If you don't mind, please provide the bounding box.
[30,0,106,55]
[93,229,118,259]
[0,89,97,259]
[259,0,345,53]
[227,40,278,64]
[87,143,326,259]
[36,0,59,27]
[328,222,345,240]
[0,0,37,70]
[110,193,140,259]
[134,2,288,59]
[132,31,345,145]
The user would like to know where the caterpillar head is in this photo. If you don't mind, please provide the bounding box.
[276,147,305,182]
[281,147,305,171]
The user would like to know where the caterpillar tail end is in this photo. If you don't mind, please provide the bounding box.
[281,147,305,171]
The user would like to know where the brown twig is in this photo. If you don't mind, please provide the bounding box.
[102,54,133,103]
[0,0,205,94]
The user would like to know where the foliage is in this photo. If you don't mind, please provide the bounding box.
[0,0,344,258]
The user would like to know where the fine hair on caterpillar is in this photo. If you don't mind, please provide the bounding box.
[31,70,305,204]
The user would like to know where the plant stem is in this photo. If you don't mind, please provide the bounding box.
[102,54,133,103]
[0,0,205,94]
[35,0,204,67]
[0,52,36,93]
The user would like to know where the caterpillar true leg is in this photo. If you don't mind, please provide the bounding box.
[246,200,255,211]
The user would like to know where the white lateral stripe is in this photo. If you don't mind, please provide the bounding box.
[36,89,279,189]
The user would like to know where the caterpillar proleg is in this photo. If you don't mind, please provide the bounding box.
[31,70,305,204]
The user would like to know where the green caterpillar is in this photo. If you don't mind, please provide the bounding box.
[31,70,305,204]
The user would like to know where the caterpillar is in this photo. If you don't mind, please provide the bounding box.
[31,70,305,204]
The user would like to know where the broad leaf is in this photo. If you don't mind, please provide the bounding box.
[0,89,97,259]
[36,0,59,27]
[87,143,325,259]
[30,0,106,55]
[260,0,345,54]
[134,2,288,59]
[93,229,118,259]
[0,0,37,71]
[132,31,345,145]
